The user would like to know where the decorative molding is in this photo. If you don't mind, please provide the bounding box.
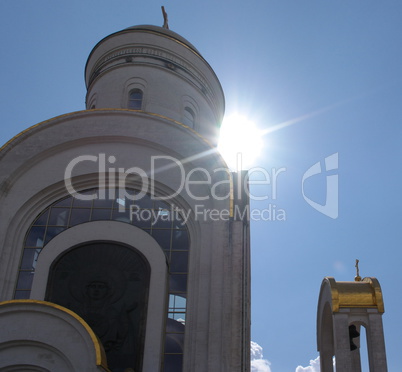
[90,46,210,95]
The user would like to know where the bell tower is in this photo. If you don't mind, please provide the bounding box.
[317,272,387,372]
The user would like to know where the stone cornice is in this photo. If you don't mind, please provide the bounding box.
[89,45,211,96]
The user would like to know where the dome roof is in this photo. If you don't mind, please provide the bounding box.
[320,277,384,313]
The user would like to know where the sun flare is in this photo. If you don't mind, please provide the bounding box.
[218,114,264,170]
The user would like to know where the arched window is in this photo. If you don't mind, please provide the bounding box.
[17,188,189,372]
[128,89,143,110]
[183,107,195,128]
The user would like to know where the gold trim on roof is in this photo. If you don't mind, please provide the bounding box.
[325,276,384,313]
[0,299,110,371]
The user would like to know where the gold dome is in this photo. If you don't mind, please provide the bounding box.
[324,277,384,313]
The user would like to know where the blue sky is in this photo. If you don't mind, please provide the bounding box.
[1,1,401,371]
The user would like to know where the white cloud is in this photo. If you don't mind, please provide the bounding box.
[295,356,321,372]
[250,343,332,372]
[295,356,336,372]
[251,341,264,360]
[251,341,272,372]
[252,358,272,372]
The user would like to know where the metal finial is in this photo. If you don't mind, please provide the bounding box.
[161,6,169,29]
[355,259,361,281]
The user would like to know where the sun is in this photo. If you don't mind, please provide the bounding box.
[218,114,264,170]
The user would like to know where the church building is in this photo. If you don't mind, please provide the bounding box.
[0,22,251,372]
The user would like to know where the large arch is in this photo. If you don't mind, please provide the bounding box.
[31,221,168,372]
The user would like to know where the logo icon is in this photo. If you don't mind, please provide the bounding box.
[302,153,338,219]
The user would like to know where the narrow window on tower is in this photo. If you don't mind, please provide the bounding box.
[183,107,195,128]
[128,89,143,110]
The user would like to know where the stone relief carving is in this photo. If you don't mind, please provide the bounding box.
[46,243,150,372]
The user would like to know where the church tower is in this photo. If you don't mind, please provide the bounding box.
[317,273,387,372]
[0,23,250,372]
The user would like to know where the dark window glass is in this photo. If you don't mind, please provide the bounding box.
[152,209,173,229]
[165,334,184,353]
[33,210,49,226]
[113,197,136,212]
[14,290,30,299]
[16,271,34,290]
[183,107,195,128]
[93,197,114,208]
[69,208,91,226]
[131,213,152,229]
[169,274,187,293]
[72,196,94,208]
[154,200,170,210]
[128,89,143,110]
[173,213,186,229]
[91,208,112,221]
[25,226,46,247]
[171,230,189,250]
[134,193,153,209]
[44,226,66,245]
[48,208,70,226]
[20,249,40,270]
[111,208,131,223]
[163,354,183,372]
[152,229,172,251]
[170,252,188,273]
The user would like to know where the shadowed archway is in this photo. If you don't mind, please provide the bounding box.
[46,242,150,372]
